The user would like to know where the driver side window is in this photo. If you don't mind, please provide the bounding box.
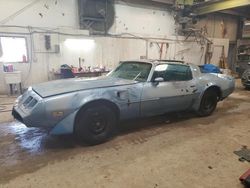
[153,64,193,82]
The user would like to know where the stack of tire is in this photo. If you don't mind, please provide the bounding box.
[241,69,250,89]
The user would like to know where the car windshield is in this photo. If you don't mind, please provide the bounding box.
[109,62,152,82]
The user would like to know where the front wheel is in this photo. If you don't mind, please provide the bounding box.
[197,89,218,117]
[75,104,117,145]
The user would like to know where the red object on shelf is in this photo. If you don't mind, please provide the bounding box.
[72,67,78,73]
[22,55,27,63]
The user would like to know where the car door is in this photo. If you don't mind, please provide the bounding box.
[140,63,197,117]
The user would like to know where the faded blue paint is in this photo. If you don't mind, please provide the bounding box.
[50,111,78,135]
[12,60,235,135]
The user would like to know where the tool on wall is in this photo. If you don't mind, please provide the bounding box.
[159,43,169,60]
[150,42,169,60]
[220,19,227,38]
[205,42,213,64]
[149,41,169,60]
[183,28,212,45]
[219,46,227,69]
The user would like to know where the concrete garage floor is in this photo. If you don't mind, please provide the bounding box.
[0,80,249,188]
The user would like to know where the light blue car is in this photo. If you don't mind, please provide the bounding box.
[12,60,235,145]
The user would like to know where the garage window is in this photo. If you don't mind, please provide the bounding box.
[0,36,28,63]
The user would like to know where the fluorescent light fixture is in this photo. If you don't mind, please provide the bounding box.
[64,39,95,51]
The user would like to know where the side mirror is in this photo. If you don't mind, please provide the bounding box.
[153,77,164,86]
[154,77,164,82]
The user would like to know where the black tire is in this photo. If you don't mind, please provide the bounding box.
[197,89,218,117]
[75,104,117,145]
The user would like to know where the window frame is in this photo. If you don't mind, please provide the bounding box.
[151,63,193,82]
[109,61,153,82]
[0,35,29,63]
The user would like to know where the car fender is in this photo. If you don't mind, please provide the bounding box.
[50,98,120,135]
[50,110,78,135]
[76,86,141,120]
[192,81,221,111]
[48,89,118,135]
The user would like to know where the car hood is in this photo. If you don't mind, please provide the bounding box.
[32,76,137,98]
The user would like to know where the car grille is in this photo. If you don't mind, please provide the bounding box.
[22,96,38,108]
[23,96,33,106]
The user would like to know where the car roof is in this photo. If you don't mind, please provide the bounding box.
[153,60,185,65]
[122,59,187,65]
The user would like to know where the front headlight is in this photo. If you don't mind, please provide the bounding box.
[14,95,23,107]
[28,86,32,91]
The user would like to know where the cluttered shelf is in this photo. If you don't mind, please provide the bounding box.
[53,64,110,79]
[53,70,110,79]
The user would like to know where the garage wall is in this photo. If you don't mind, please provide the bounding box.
[110,3,175,37]
[0,0,231,94]
[195,14,238,42]
[0,0,79,28]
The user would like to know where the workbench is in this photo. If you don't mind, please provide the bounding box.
[3,71,22,95]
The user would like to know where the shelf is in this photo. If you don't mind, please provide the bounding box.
[238,53,250,56]
[237,60,250,62]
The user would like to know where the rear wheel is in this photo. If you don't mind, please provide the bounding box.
[75,104,117,145]
[197,89,218,117]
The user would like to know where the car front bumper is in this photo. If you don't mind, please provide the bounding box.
[13,97,76,136]
[13,105,76,135]
[12,108,24,124]
[12,88,49,128]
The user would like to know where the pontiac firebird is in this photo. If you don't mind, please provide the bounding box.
[12,60,235,145]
